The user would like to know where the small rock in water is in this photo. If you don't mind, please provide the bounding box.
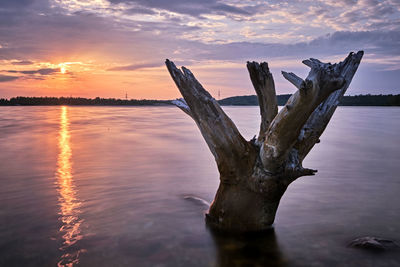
[348,237,398,251]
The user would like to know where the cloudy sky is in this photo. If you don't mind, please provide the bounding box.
[0,0,399,99]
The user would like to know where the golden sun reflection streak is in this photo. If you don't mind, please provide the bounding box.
[56,106,84,267]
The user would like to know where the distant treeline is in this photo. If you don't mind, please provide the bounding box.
[219,94,291,106]
[0,97,170,106]
[218,94,400,106]
[0,94,399,106]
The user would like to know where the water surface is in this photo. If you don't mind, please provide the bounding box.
[0,106,399,266]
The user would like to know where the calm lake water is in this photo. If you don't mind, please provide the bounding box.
[0,106,399,266]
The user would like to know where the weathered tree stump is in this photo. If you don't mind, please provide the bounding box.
[166,51,363,231]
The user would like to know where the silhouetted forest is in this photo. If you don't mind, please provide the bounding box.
[219,94,292,106]
[218,94,400,106]
[0,94,399,106]
[0,97,170,106]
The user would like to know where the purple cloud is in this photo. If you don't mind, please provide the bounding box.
[107,62,162,71]
[0,74,19,82]
[11,60,33,65]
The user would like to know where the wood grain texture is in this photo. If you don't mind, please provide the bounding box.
[166,51,363,231]
[246,62,278,143]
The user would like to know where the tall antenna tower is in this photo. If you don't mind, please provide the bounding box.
[218,89,221,100]
[125,92,128,100]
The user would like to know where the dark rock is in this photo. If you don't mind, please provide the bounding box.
[348,237,399,251]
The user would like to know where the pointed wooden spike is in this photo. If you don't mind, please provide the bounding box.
[293,51,364,162]
[262,51,364,173]
[302,58,323,69]
[165,59,255,179]
[171,98,192,117]
[302,59,312,68]
[282,71,304,90]
[246,61,278,143]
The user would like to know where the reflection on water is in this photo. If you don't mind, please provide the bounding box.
[209,227,287,267]
[0,106,399,266]
[56,106,84,266]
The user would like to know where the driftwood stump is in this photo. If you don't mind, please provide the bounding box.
[166,51,363,231]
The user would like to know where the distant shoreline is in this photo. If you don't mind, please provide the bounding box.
[219,94,400,106]
[0,94,399,106]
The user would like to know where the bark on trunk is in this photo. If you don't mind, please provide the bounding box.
[166,51,363,232]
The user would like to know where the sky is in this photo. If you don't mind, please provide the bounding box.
[0,0,399,99]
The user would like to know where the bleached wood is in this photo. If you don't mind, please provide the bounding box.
[166,59,255,181]
[246,62,278,142]
[281,71,304,90]
[171,98,192,117]
[261,52,362,173]
[294,51,364,162]
[165,51,363,231]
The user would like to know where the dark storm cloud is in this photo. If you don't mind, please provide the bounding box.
[0,74,19,82]
[107,0,254,17]
[107,62,162,71]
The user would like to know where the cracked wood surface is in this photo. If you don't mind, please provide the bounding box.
[246,61,278,143]
[165,51,363,231]
[261,51,363,173]
[166,59,256,181]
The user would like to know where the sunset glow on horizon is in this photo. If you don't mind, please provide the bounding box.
[0,0,399,99]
